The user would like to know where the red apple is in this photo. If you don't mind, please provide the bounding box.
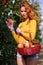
[7,19,13,25]
[31,45,35,47]
[18,43,24,48]
[25,41,30,48]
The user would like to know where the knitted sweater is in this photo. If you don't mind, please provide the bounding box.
[12,19,37,44]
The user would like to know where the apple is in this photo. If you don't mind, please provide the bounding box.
[31,45,35,47]
[25,41,30,48]
[18,43,24,48]
[7,18,13,25]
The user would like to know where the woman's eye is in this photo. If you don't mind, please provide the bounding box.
[24,11,26,12]
[21,11,26,12]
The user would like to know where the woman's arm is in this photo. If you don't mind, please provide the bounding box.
[6,19,20,44]
[20,32,31,41]
[19,20,37,41]
[11,31,20,43]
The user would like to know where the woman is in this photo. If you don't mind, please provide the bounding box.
[6,2,39,65]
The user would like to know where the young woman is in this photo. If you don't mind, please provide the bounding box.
[6,2,39,65]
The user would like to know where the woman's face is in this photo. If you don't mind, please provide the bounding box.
[20,6,28,19]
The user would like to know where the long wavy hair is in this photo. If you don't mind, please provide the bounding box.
[20,2,39,25]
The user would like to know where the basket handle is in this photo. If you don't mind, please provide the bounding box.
[20,32,33,42]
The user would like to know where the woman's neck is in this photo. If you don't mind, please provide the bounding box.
[23,18,29,21]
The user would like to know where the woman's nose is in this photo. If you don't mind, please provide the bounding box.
[22,12,25,15]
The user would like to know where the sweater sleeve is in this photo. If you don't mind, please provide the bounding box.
[13,19,37,42]
[20,32,31,41]
[11,31,19,43]
[29,20,37,40]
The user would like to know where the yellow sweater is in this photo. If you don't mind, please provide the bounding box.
[12,19,37,44]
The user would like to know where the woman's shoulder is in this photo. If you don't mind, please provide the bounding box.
[30,19,36,24]
[30,19,36,22]
[29,19,37,26]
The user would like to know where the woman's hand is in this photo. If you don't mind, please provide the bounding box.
[16,28,22,34]
[6,19,14,32]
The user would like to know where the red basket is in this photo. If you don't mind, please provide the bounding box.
[17,43,41,55]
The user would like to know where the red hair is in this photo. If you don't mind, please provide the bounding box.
[20,2,39,24]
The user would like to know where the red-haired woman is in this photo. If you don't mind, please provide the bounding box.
[6,2,40,65]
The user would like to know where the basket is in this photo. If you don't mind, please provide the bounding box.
[17,43,41,55]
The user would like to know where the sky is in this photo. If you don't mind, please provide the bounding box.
[29,0,43,15]
[39,0,43,15]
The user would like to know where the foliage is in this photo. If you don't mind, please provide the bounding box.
[0,0,41,57]
[31,1,41,42]
[0,0,21,56]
